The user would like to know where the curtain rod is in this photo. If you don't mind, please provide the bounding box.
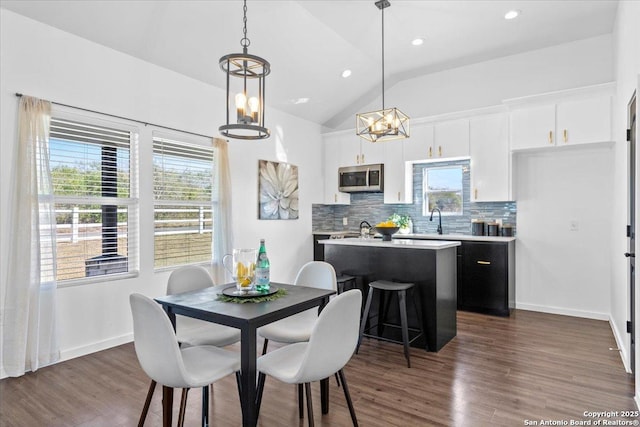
[15,92,217,140]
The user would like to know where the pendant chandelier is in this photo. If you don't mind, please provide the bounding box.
[356,0,409,142]
[219,0,270,140]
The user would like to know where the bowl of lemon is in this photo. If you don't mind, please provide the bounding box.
[374,221,400,241]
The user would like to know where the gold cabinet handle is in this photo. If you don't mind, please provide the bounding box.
[428,147,432,158]
[334,194,337,203]
[397,191,401,201]
[438,145,442,157]
[356,154,360,164]
[477,261,491,265]
[563,129,568,143]
[474,188,478,199]
[361,154,365,163]
[549,130,553,144]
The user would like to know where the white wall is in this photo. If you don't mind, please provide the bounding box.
[333,34,613,131]
[513,145,614,319]
[0,10,323,373]
[611,0,640,402]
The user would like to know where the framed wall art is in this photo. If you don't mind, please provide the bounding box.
[258,160,299,220]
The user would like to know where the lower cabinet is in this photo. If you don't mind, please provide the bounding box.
[457,240,515,316]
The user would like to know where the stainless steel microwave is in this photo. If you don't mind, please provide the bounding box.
[338,164,384,192]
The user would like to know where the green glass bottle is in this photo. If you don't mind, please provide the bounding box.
[255,239,270,292]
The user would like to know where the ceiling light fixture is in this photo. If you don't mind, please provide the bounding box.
[356,0,409,143]
[219,0,270,140]
[342,69,352,78]
[411,38,424,46]
[504,10,520,20]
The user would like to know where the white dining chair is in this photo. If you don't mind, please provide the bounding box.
[130,293,241,427]
[255,289,362,427]
[167,265,241,347]
[258,261,337,354]
[138,266,241,426]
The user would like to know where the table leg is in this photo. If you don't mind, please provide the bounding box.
[320,377,329,414]
[162,385,173,427]
[240,327,258,427]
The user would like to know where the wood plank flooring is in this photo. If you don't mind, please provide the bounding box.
[0,310,635,426]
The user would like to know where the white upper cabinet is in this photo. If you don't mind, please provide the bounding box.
[404,124,434,162]
[509,85,612,150]
[359,139,385,165]
[383,140,412,204]
[556,96,611,145]
[323,135,350,205]
[470,113,511,202]
[434,119,470,159]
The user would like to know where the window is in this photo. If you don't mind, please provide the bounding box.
[153,134,214,269]
[423,166,463,216]
[49,116,139,283]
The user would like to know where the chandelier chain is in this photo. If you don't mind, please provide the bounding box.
[381,4,385,109]
[241,0,250,49]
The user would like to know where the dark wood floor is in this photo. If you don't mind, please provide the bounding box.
[0,310,636,426]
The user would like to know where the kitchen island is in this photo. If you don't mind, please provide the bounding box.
[320,238,460,352]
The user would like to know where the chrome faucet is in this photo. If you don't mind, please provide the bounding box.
[429,208,442,235]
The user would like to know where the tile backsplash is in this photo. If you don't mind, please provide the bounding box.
[312,159,516,235]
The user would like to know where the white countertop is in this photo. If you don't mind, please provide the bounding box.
[319,237,461,250]
[396,233,516,243]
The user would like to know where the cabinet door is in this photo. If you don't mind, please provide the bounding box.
[434,119,470,158]
[340,135,363,166]
[459,242,508,314]
[556,96,611,145]
[383,140,412,204]
[469,113,510,202]
[404,124,434,161]
[360,139,385,165]
[323,138,350,205]
[509,104,556,150]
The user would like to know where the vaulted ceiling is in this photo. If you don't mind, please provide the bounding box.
[0,0,619,130]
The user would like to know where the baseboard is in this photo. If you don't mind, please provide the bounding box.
[1,334,133,380]
[515,302,609,320]
[609,315,632,374]
[60,333,133,363]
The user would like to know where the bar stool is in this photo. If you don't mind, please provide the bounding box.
[357,280,423,368]
[336,274,356,294]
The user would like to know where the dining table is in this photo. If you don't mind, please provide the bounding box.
[154,282,336,427]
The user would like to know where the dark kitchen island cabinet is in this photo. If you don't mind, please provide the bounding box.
[457,240,515,316]
[320,238,460,352]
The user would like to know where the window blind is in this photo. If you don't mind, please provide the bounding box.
[49,117,139,283]
[153,135,214,269]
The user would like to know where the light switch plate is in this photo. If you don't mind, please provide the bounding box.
[343,217,348,226]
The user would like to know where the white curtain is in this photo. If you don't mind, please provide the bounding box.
[2,96,59,376]
[211,137,234,284]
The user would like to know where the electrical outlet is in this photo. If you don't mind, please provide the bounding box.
[343,217,348,226]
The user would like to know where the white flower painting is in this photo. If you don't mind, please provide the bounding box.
[258,160,299,220]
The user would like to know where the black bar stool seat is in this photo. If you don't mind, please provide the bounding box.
[357,280,423,368]
[336,274,356,294]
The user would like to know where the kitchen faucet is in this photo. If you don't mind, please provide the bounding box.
[430,208,443,235]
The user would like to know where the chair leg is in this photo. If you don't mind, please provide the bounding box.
[398,289,411,368]
[298,383,304,419]
[201,385,209,427]
[256,372,266,415]
[337,369,359,427]
[138,380,156,427]
[357,286,374,353]
[334,372,341,387]
[177,388,189,427]
[261,338,269,355]
[305,382,315,427]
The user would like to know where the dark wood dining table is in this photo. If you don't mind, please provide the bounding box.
[154,282,335,427]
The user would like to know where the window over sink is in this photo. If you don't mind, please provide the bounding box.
[422,166,463,216]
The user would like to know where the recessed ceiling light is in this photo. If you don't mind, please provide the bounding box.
[504,10,520,20]
[291,97,310,105]
[342,69,352,78]
[411,38,424,46]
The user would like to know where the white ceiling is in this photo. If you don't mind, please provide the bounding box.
[0,0,619,130]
